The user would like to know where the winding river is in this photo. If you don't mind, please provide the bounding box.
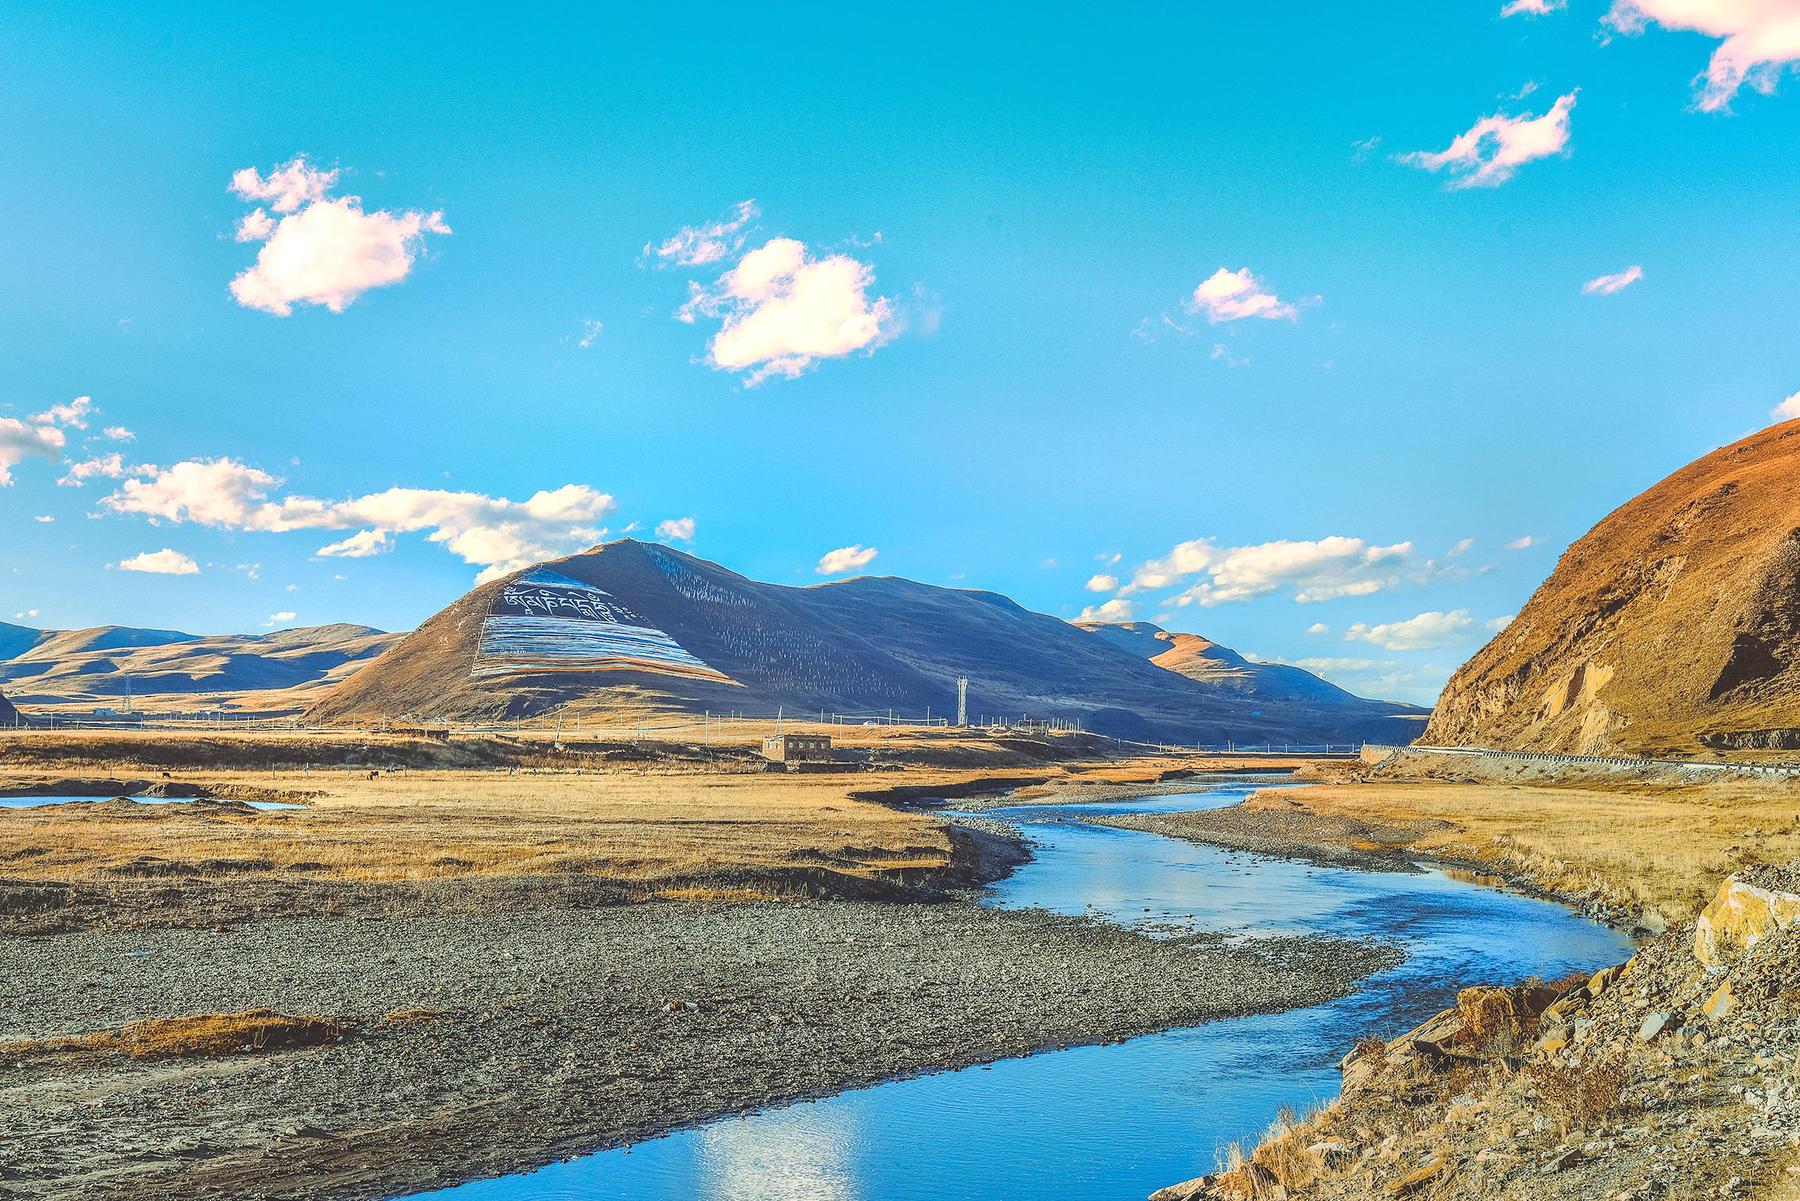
[407,778,1631,1201]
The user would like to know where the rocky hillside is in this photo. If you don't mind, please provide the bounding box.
[307,540,1423,743]
[1425,421,1800,755]
[0,622,402,717]
[1153,867,1800,1200]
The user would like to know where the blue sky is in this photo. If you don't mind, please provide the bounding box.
[3,2,1797,704]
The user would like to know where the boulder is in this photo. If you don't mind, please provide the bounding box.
[1148,1175,1211,1201]
[1695,877,1800,968]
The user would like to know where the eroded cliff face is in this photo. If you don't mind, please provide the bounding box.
[1424,421,1800,755]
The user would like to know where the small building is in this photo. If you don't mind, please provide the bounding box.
[762,733,833,764]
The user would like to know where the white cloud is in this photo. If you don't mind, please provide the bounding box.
[115,548,200,576]
[1771,391,1800,422]
[1605,0,1800,111]
[315,529,394,559]
[1076,598,1137,624]
[816,544,878,575]
[103,426,135,442]
[656,516,696,541]
[646,200,759,267]
[1305,621,1330,635]
[265,611,298,628]
[14,609,39,620]
[1583,265,1644,294]
[678,237,898,385]
[1086,573,1119,593]
[101,459,615,582]
[577,318,604,349]
[33,515,54,524]
[1403,91,1578,188]
[1505,535,1536,550]
[1486,614,1516,632]
[1501,0,1566,16]
[1186,268,1300,323]
[231,158,339,213]
[229,156,450,316]
[1123,536,1416,606]
[0,398,92,485]
[57,452,137,487]
[1344,609,1477,651]
[1448,537,1475,557]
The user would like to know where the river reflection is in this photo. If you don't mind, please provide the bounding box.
[402,778,1631,1201]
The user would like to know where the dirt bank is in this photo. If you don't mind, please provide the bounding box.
[0,899,1399,1201]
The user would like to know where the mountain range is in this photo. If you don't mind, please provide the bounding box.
[0,622,402,717]
[1426,420,1800,756]
[304,539,1424,743]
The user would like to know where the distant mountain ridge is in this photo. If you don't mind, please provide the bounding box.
[308,539,1423,742]
[0,621,401,716]
[1078,621,1362,705]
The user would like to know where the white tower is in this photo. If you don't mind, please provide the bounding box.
[956,676,968,727]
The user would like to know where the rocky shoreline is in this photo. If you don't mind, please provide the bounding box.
[0,864,1399,1200]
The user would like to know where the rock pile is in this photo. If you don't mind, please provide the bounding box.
[1149,869,1800,1200]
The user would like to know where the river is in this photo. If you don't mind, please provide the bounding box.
[402,777,1631,1201]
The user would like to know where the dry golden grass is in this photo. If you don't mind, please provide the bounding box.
[0,1010,346,1061]
[1258,776,1800,922]
[0,736,1234,896]
[0,726,1254,897]
[0,768,959,889]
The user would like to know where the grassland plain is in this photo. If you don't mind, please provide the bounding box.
[0,728,1398,1200]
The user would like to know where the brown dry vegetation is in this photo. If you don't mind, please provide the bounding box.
[1243,773,1800,924]
[0,1009,347,1062]
[0,727,1228,899]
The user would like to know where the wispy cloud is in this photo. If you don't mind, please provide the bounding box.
[1500,0,1565,17]
[0,397,93,485]
[1120,536,1417,607]
[1604,1,1800,111]
[1583,264,1644,294]
[229,156,449,315]
[100,457,614,583]
[1344,608,1477,651]
[645,200,759,268]
[1770,391,1800,422]
[1403,91,1578,187]
[1505,535,1535,550]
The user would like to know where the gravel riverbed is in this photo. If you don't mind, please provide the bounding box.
[0,894,1399,1201]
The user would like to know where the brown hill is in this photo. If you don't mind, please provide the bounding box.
[1425,420,1800,755]
[1079,621,1365,705]
[0,622,402,718]
[309,540,1424,743]
[0,688,19,727]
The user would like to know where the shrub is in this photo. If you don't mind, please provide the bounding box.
[1525,1053,1628,1132]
